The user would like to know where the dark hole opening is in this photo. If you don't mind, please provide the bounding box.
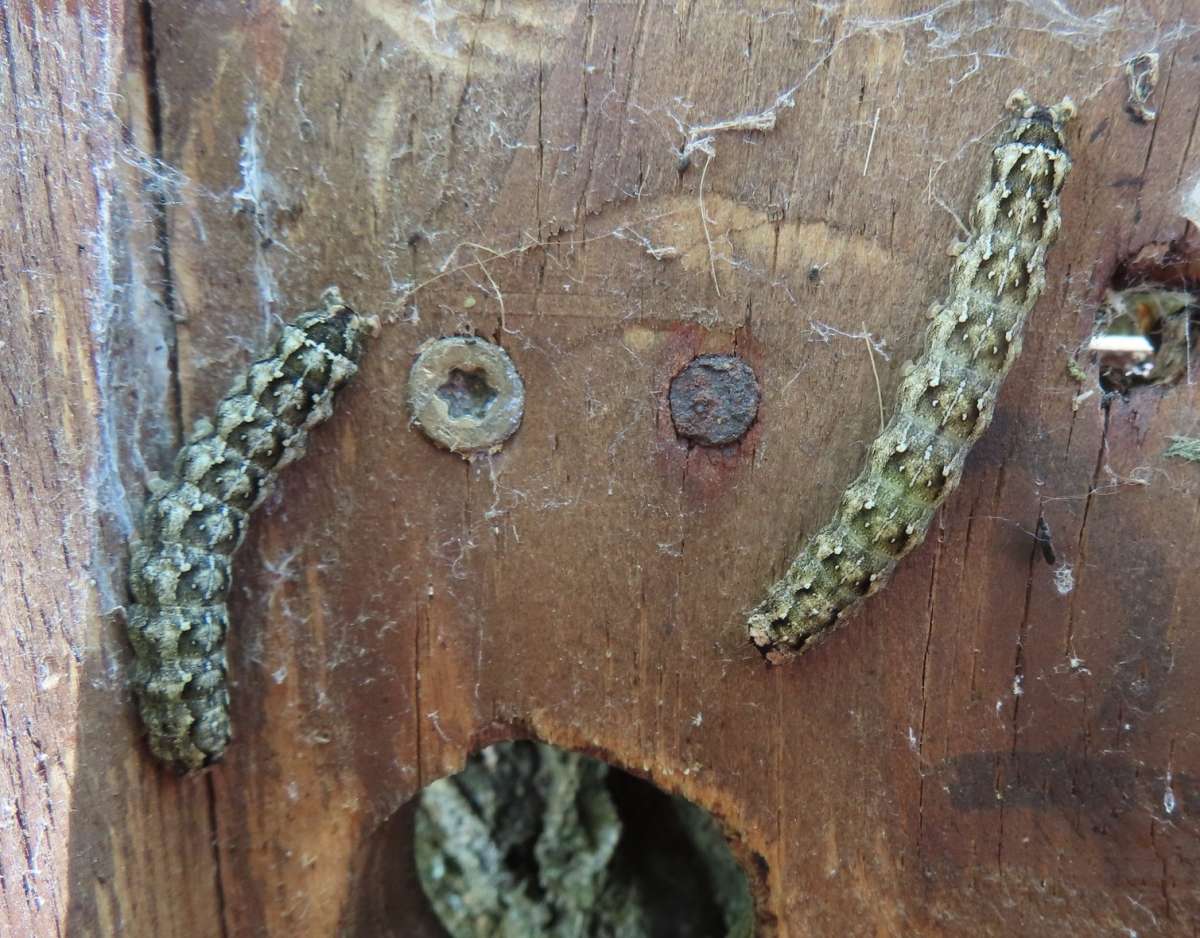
[436,368,498,420]
[411,740,755,937]
[1093,287,1198,394]
[1090,240,1200,395]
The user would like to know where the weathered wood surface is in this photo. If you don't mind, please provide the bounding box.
[1,3,231,936]
[5,1,1200,935]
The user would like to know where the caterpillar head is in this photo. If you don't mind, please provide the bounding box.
[1005,88,1077,146]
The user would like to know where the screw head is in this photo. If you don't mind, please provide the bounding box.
[408,336,524,457]
[668,354,760,446]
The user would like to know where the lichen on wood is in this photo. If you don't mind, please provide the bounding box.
[1164,436,1200,462]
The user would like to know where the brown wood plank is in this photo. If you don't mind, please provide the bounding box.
[9,0,1197,934]
[1,2,224,936]
[143,1,1200,934]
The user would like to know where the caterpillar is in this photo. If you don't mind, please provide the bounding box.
[748,91,1076,661]
[126,289,375,772]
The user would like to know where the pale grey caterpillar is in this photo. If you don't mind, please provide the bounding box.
[126,289,375,772]
[748,91,1076,661]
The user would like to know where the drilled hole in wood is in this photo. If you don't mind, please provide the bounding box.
[1091,241,1200,395]
[408,740,755,938]
[1093,288,1198,393]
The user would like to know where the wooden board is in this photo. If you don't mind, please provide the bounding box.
[5,1,1200,935]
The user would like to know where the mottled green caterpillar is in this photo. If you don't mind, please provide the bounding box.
[127,290,375,772]
[749,92,1076,661]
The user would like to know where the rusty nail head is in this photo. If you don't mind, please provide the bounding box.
[408,336,524,457]
[669,354,760,446]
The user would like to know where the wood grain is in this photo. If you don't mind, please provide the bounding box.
[6,0,1200,935]
[1,3,222,936]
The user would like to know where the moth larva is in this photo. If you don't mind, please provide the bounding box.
[749,91,1075,661]
[127,289,375,772]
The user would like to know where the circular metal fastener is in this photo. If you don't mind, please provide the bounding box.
[668,354,760,446]
[408,336,525,457]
